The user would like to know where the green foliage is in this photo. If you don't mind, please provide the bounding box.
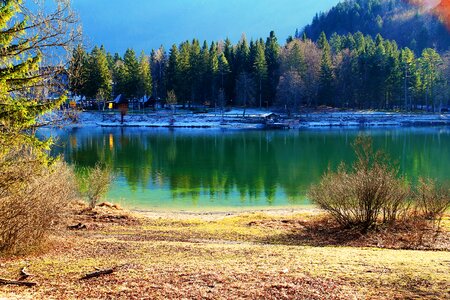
[86,46,112,103]
[318,33,334,105]
[253,40,268,108]
[0,0,65,163]
[264,31,280,106]
[138,51,153,98]
[69,29,448,111]
[300,0,450,53]
[0,0,78,255]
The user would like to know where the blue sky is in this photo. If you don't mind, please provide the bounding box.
[72,0,340,54]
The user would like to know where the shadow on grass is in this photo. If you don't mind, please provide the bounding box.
[252,216,450,250]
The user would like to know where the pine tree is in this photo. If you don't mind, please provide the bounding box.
[189,39,202,104]
[0,0,70,162]
[85,46,112,108]
[302,32,307,42]
[138,51,152,98]
[123,48,140,100]
[218,53,230,91]
[199,41,210,102]
[112,60,128,98]
[97,46,112,102]
[209,42,219,104]
[420,48,442,112]
[222,38,235,101]
[177,41,192,105]
[253,40,268,108]
[234,35,250,75]
[317,32,328,50]
[235,72,255,116]
[166,44,179,97]
[265,31,280,107]
[318,34,334,106]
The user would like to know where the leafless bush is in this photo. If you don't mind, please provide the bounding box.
[415,178,450,223]
[308,136,410,231]
[0,149,77,255]
[78,163,113,210]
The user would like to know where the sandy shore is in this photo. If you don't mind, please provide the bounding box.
[134,206,321,221]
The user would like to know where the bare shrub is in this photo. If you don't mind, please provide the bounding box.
[416,178,450,223]
[308,136,410,231]
[77,163,113,210]
[0,149,77,255]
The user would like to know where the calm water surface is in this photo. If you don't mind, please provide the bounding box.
[43,127,450,210]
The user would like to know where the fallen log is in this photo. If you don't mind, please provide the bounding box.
[80,264,129,280]
[80,267,115,280]
[0,278,37,287]
[68,223,87,230]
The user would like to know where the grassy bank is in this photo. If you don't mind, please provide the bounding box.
[0,204,449,299]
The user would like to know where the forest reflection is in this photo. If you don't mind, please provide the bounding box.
[48,127,450,209]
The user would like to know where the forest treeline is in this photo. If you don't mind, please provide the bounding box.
[299,0,450,54]
[69,30,450,112]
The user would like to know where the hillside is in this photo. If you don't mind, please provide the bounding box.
[298,0,450,53]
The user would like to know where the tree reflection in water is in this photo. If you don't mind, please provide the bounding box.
[46,127,450,209]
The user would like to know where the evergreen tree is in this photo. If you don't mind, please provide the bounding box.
[189,39,202,104]
[177,41,192,105]
[0,0,81,255]
[138,51,152,98]
[253,40,268,108]
[218,53,230,92]
[265,31,280,107]
[420,48,442,112]
[166,44,179,97]
[235,72,255,116]
[317,32,328,50]
[106,52,115,70]
[199,41,211,102]
[123,48,141,100]
[85,46,112,107]
[1,0,60,157]
[318,34,334,106]
[234,35,250,75]
[112,60,128,98]
[223,38,235,100]
[209,42,219,104]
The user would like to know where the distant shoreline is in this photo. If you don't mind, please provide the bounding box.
[72,109,450,129]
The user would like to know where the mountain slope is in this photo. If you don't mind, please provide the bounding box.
[298,0,450,53]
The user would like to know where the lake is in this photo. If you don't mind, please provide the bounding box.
[43,127,450,211]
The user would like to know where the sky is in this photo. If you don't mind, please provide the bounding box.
[72,0,341,54]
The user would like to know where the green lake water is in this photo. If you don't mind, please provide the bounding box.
[43,127,450,211]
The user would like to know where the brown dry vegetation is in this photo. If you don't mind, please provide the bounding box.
[0,202,449,299]
[0,152,77,255]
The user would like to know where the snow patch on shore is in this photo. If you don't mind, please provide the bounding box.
[66,109,450,129]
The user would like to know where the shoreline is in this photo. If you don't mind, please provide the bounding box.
[71,109,450,129]
[133,206,320,220]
